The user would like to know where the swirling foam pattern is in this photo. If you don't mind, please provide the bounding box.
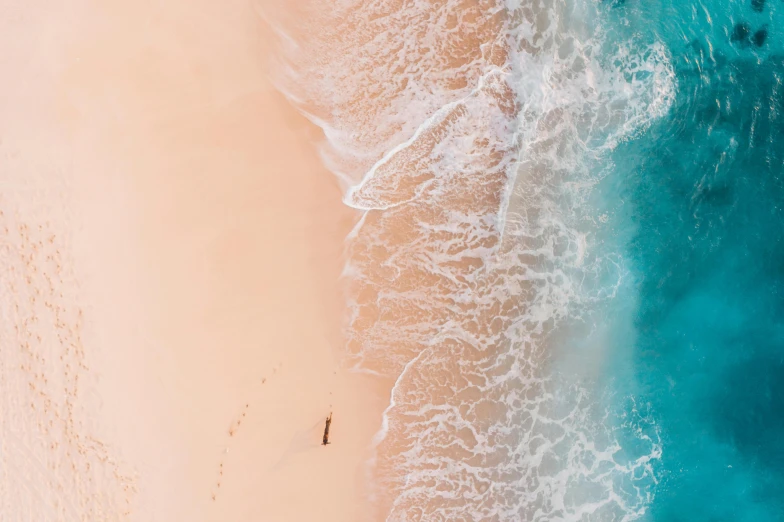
[264,0,684,520]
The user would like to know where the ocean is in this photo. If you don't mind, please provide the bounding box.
[266,0,784,519]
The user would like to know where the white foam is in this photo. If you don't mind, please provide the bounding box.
[344,68,506,210]
[264,0,675,519]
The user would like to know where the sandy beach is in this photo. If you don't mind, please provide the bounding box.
[0,1,390,520]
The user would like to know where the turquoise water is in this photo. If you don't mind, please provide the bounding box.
[599,0,784,519]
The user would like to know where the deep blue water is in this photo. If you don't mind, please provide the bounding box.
[599,0,784,519]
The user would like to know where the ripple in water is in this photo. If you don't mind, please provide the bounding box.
[600,0,784,519]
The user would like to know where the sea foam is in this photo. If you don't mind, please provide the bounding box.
[264,0,674,519]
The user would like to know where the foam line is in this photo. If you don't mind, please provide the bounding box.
[343,68,505,211]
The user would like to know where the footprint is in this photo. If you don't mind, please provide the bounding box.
[212,365,279,501]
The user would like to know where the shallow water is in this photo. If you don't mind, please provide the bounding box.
[266,0,784,519]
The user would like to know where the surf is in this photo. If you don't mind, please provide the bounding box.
[263,0,676,519]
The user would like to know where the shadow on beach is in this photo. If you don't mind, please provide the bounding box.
[271,418,326,470]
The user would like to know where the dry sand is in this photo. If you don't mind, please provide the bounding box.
[0,1,390,521]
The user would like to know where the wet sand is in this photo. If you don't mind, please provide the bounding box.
[0,0,390,520]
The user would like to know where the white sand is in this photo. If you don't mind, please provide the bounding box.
[0,1,390,520]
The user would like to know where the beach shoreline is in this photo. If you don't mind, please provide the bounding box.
[1,1,392,520]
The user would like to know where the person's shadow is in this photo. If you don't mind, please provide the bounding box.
[270,418,325,470]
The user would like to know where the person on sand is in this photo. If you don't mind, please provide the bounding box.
[322,413,332,446]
